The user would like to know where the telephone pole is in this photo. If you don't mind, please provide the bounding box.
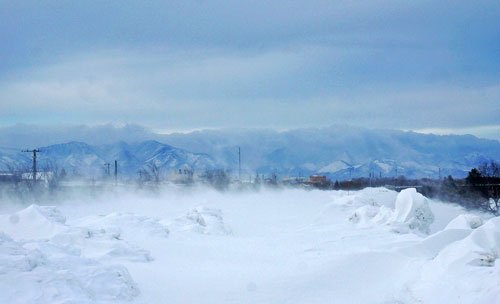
[238,147,241,182]
[114,160,118,185]
[22,149,41,182]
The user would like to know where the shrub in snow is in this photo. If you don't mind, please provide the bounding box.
[391,188,434,234]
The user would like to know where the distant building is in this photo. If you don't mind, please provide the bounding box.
[309,175,327,184]
[307,175,329,188]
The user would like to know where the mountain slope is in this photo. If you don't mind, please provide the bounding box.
[1,125,499,179]
[0,141,217,178]
[161,126,500,179]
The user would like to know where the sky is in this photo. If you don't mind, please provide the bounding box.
[0,1,499,139]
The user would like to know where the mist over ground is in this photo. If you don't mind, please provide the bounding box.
[1,185,499,303]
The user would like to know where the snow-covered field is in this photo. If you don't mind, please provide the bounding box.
[0,187,499,303]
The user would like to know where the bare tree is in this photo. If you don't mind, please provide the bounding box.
[137,163,163,186]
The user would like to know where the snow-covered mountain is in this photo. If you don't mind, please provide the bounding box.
[1,125,499,179]
[161,126,500,179]
[0,140,217,178]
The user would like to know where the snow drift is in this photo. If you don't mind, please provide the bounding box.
[349,188,434,234]
[0,188,497,303]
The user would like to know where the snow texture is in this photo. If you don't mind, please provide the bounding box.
[0,188,498,303]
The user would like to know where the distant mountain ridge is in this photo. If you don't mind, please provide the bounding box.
[0,140,217,178]
[1,125,499,179]
[160,126,500,179]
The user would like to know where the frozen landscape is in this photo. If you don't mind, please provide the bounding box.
[2,1,499,303]
[0,187,498,304]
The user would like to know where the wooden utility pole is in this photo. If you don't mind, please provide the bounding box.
[114,160,118,185]
[22,149,41,182]
[238,147,241,181]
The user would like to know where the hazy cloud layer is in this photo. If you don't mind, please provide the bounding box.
[1,1,499,138]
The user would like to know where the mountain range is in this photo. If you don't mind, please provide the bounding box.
[0,140,216,178]
[1,124,499,179]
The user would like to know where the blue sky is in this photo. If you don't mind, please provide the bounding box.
[1,1,499,139]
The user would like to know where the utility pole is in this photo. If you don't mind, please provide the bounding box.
[114,160,118,185]
[238,147,241,182]
[104,163,111,176]
[22,149,41,183]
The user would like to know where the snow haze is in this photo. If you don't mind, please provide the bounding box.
[0,186,498,303]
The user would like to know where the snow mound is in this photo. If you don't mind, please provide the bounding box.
[0,232,46,274]
[321,188,396,224]
[391,188,434,234]
[167,207,231,235]
[433,216,500,268]
[53,212,165,263]
[51,227,154,263]
[445,214,483,230]
[347,188,434,234]
[348,205,379,224]
[73,212,170,239]
[413,217,500,303]
[348,204,394,227]
[0,233,139,303]
[399,228,472,259]
[0,205,67,240]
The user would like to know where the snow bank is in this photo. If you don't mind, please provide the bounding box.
[348,188,434,234]
[72,212,170,239]
[398,228,472,259]
[413,216,500,303]
[445,214,483,230]
[433,216,500,268]
[166,207,231,235]
[391,188,434,234]
[0,205,142,303]
[0,205,67,240]
[348,204,393,226]
[47,212,169,263]
[0,232,139,303]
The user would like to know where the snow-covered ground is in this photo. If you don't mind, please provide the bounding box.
[0,187,498,303]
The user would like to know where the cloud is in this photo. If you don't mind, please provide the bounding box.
[0,1,499,137]
[1,46,498,133]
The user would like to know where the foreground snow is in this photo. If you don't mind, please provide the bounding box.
[0,187,498,303]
